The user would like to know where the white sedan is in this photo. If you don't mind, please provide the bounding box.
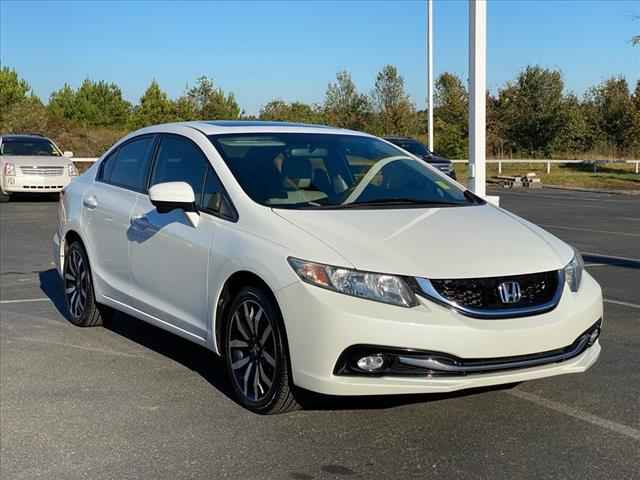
[53,121,602,414]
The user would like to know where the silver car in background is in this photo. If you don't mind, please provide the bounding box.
[0,134,78,202]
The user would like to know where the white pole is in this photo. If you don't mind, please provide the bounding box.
[427,0,434,152]
[468,0,486,197]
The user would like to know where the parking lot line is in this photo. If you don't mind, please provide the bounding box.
[0,297,51,304]
[507,389,640,441]
[604,299,640,310]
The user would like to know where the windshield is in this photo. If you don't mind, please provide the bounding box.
[209,133,478,210]
[0,138,62,156]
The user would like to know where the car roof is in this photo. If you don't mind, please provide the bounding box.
[136,120,373,137]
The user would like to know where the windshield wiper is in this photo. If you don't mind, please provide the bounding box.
[336,198,463,209]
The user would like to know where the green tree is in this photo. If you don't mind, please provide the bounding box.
[0,96,47,133]
[0,67,32,117]
[172,95,198,121]
[496,66,565,157]
[259,100,322,123]
[129,80,175,129]
[49,79,131,127]
[433,72,468,158]
[584,76,635,155]
[186,76,240,119]
[323,71,372,131]
[48,83,77,119]
[372,65,417,136]
[551,94,591,156]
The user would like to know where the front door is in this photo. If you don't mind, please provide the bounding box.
[127,134,214,340]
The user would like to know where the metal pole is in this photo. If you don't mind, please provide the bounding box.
[427,0,434,151]
[468,0,486,197]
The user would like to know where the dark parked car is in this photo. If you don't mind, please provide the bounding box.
[383,136,456,180]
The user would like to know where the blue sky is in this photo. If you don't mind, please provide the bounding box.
[1,0,638,115]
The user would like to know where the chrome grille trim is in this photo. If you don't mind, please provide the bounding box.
[20,166,64,176]
[414,270,565,319]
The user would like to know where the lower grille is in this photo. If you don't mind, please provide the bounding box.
[20,166,64,176]
[413,270,564,318]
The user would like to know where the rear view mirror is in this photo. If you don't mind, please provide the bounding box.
[149,181,199,227]
[63,151,74,158]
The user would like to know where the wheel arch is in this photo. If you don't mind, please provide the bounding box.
[214,270,287,356]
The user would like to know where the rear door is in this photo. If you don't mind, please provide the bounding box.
[127,133,217,340]
[82,135,157,303]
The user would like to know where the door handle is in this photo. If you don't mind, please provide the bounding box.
[130,215,153,231]
[83,195,98,209]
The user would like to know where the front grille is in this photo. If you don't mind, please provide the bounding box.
[413,270,563,318]
[20,166,64,176]
[431,271,559,310]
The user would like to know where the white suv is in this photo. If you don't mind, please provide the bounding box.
[53,121,603,414]
[0,134,78,201]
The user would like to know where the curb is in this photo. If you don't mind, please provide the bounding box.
[543,185,640,196]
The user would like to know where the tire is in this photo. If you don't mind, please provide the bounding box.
[0,191,9,203]
[64,241,111,327]
[223,286,300,414]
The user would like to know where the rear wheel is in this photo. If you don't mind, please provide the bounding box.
[224,287,299,414]
[0,190,9,203]
[64,241,110,327]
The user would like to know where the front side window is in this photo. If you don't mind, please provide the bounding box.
[1,138,62,156]
[107,136,155,191]
[150,135,207,200]
[209,133,479,210]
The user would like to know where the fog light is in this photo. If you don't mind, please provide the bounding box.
[588,328,600,346]
[357,355,385,372]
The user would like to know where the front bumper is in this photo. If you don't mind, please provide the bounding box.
[276,271,603,396]
[3,174,70,194]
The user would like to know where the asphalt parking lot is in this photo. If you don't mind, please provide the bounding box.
[1,188,638,479]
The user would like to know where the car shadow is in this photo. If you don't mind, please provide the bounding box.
[295,383,520,412]
[39,268,68,317]
[37,267,515,412]
[5,193,60,203]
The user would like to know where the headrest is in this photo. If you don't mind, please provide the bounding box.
[282,156,312,179]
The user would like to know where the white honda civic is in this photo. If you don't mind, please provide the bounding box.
[53,121,602,414]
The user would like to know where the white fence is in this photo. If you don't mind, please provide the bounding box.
[451,159,640,175]
[74,157,640,174]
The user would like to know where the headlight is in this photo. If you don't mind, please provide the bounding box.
[68,163,79,176]
[564,249,584,292]
[3,163,15,176]
[287,257,418,308]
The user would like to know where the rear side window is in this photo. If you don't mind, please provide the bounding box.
[150,135,208,201]
[104,136,155,191]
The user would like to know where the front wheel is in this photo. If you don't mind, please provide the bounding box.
[224,287,299,414]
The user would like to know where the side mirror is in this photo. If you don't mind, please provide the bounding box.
[63,151,74,158]
[149,181,199,227]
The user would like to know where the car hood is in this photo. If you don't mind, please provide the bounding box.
[0,155,71,166]
[274,204,573,279]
